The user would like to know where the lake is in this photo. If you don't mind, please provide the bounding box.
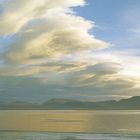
[0,110,140,139]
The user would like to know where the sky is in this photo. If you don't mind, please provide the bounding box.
[0,0,140,103]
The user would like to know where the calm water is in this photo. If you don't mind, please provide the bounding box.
[0,132,140,140]
[0,110,140,139]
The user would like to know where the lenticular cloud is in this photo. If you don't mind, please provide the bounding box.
[0,0,108,64]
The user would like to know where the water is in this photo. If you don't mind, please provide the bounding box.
[0,132,140,140]
[0,110,140,139]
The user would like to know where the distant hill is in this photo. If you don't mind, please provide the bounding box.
[0,96,140,110]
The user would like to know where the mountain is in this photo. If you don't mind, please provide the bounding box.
[112,96,140,109]
[0,96,140,110]
[0,101,41,110]
[43,98,117,109]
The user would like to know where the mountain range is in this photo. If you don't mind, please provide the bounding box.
[0,96,140,110]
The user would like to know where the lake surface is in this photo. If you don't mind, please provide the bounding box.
[0,110,140,139]
[0,132,140,140]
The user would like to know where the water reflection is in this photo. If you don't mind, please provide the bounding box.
[0,110,140,134]
[87,111,140,134]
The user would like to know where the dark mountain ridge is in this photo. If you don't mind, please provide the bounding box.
[0,96,140,110]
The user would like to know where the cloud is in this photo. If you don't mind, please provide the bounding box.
[5,29,107,64]
[0,61,84,76]
[0,61,139,102]
[0,0,85,35]
[2,7,108,64]
[1,0,108,66]
[0,0,140,102]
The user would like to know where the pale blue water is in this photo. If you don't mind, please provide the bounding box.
[0,132,140,140]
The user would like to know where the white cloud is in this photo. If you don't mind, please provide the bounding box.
[0,0,85,35]
[2,2,108,64]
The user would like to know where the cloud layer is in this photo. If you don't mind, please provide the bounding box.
[0,0,140,102]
